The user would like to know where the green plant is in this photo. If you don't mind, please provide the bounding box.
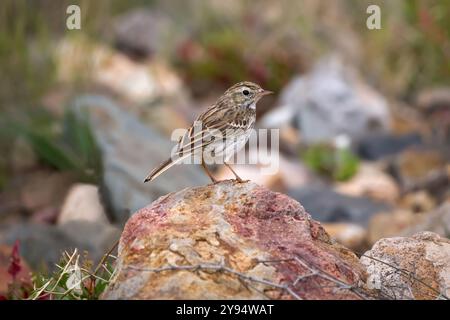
[29,248,116,300]
[7,108,102,183]
[303,143,359,182]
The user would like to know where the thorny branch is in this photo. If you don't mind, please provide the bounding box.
[125,253,449,300]
[125,255,370,300]
[127,261,302,300]
[29,249,118,300]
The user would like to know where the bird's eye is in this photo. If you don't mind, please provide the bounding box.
[243,89,250,96]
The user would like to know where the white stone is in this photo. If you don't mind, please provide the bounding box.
[58,184,108,225]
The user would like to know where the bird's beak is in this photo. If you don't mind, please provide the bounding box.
[260,90,273,97]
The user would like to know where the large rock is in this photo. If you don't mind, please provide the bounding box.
[71,95,208,224]
[361,232,450,300]
[103,181,372,300]
[287,185,389,226]
[267,56,390,143]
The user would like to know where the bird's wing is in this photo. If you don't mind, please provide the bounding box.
[175,103,251,155]
[174,108,235,154]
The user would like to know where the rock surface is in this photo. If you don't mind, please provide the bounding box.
[71,95,208,224]
[361,232,450,300]
[103,181,372,300]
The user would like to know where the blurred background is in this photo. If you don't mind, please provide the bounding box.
[0,0,449,295]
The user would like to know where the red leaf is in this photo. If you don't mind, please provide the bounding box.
[7,240,22,280]
[37,292,51,300]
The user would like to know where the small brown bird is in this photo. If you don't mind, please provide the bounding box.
[144,81,272,183]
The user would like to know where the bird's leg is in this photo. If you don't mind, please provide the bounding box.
[224,162,246,183]
[201,155,217,183]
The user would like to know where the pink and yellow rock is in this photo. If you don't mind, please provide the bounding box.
[103,181,372,300]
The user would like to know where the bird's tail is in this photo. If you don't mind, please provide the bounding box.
[144,153,192,182]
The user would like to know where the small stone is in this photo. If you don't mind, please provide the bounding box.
[335,163,400,204]
[58,184,108,225]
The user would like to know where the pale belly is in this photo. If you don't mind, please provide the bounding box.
[202,129,252,164]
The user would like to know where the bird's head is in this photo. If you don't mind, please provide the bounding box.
[220,81,272,110]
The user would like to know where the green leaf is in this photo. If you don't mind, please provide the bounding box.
[24,129,80,171]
